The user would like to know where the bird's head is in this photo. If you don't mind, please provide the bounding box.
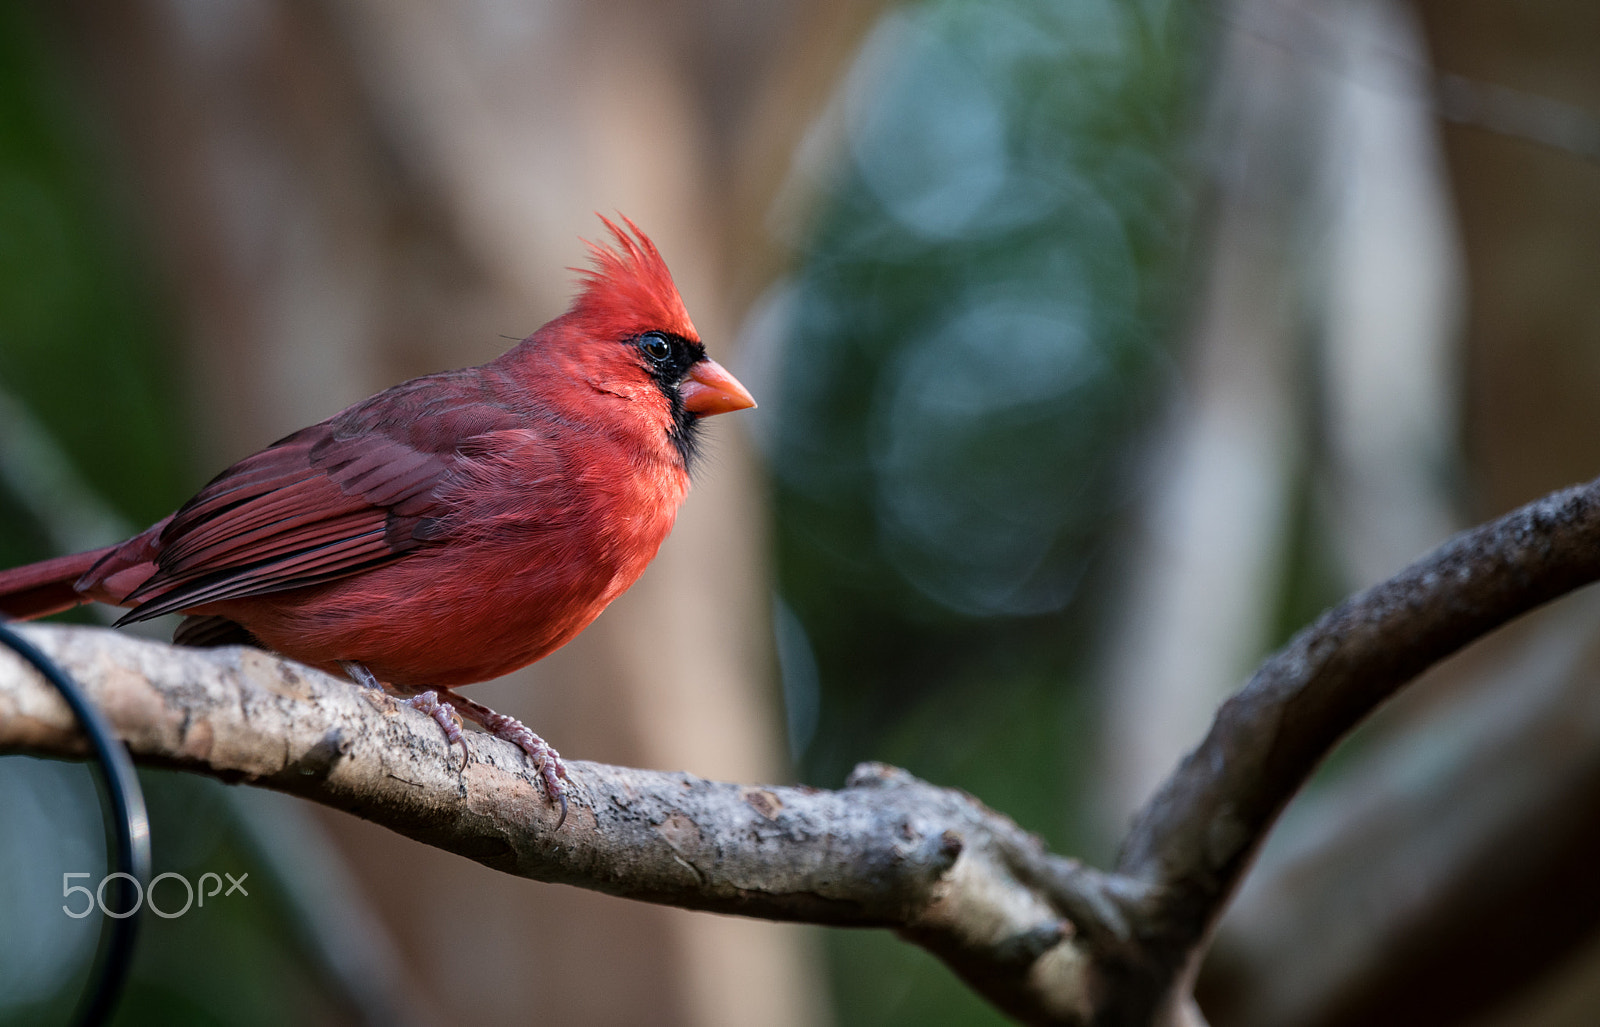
[528,215,755,466]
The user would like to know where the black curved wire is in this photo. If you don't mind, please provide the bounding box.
[0,619,151,1027]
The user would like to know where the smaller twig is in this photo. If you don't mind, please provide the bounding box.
[1207,593,1600,1026]
[1118,477,1600,987]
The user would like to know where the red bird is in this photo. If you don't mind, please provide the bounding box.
[0,216,755,824]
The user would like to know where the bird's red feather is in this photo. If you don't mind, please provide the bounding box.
[569,215,699,344]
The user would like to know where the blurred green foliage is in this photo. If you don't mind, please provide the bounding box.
[768,0,1199,1022]
[0,5,190,540]
[0,6,344,1025]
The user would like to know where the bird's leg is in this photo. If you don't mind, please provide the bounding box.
[431,686,569,829]
[338,660,383,691]
[339,661,467,770]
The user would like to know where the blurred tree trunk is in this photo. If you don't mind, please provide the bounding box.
[50,1,878,1023]
[1410,1,1600,516]
[1097,0,1462,848]
[1408,1,1600,1023]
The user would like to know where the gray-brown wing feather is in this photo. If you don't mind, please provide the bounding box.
[116,373,529,624]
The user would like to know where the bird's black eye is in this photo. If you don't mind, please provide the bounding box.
[640,333,672,364]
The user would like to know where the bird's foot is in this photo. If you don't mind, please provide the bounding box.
[335,663,566,826]
[403,690,469,771]
[435,686,569,829]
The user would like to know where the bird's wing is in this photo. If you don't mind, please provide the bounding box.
[115,373,532,623]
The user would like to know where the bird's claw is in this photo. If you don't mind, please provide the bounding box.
[405,690,469,771]
[493,717,569,828]
[541,752,569,831]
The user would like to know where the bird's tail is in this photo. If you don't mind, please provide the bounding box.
[0,547,115,620]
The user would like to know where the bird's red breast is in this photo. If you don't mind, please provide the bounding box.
[65,216,755,686]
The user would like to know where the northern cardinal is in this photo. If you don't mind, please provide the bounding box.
[0,216,755,825]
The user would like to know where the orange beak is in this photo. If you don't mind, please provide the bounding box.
[680,357,757,416]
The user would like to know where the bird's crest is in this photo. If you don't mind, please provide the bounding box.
[569,215,698,342]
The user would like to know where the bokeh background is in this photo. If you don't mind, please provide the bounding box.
[2,0,1598,1024]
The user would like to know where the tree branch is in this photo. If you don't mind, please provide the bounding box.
[0,623,1114,1025]
[7,478,1600,1025]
